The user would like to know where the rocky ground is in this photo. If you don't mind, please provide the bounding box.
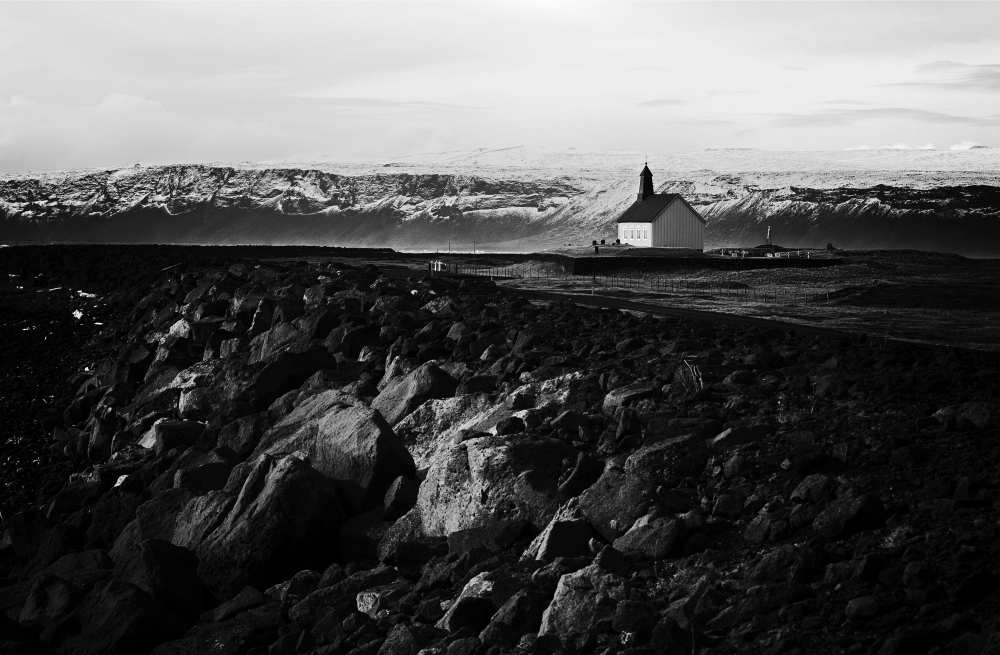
[1,246,1000,655]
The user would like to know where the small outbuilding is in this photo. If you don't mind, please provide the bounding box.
[616,164,705,250]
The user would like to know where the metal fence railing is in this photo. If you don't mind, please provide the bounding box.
[436,262,828,306]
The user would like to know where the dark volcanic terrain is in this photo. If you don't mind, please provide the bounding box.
[1,245,1000,655]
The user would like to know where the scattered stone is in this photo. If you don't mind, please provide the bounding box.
[813,492,886,540]
[602,383,657,414]
[612,512,685,560]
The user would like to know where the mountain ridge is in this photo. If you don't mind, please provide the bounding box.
[2,163,1000,255]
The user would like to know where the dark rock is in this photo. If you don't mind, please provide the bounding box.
[417,434,573,537]
[218,413,267,459]
[845,595,878,620]
[178,387,214,420]
[18,573,78,631]
[174,457,232,494]
[38,549,112,589]
[86,489,143,549]
[790,473,836,504]
[356,580,409,617]
[115,539,212,620]
[523,503,598,562]
[437,570,524,633]
[279,569,321,609]
[171,453,346,596]
[289,566,397,628]
[211,585,266,622]
[383,476,419,521]
[59,579,185,655]
[438,595,496,634]
[612,599,657,639]
[956,401,993,429]
[246,345,338,410]
[372,362,458,425]
[478,588,549,648]
[708,424,769,450]
[602,383,657,414]
[456,375,498,395]
[252,390,414,510]
[612,513,685,560]
[537,563,627,651]
[378,623,419,655]
[139,419,205,456]
[812,492,886,540]
[446,636,479,655]
[495,416,525,436]
[150,601,281,655]
[557,452,603,500]
[578,464,650,542]
[446,520,531,557]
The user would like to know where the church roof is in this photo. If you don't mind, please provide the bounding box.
[617,193,708,224]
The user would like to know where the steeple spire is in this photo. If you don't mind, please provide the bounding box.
[638,162,654,202]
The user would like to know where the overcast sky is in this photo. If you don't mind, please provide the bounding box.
[1,1,999,172]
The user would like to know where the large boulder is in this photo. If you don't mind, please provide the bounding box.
[18,573,78,631]
[114,539,213,620]
[372,362,458,426]
[417,433,575,537]
[538,563,628,651]
[57,579,185,655]
[436,570,525,633]
[394,371,596,470]
[577,464,651,543]
[247,321,305,365]
[393,393,499,469]
[252,390,415,509]
[149,602,281,655]
[578,435,705,542]
[521,501,599,562]
[612,512,686,560]
[244,345,338,410]
[602,383,658,414]
[812,491,886,541]
[166,453,344,594]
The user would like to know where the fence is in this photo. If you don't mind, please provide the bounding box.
[438,261,826,306]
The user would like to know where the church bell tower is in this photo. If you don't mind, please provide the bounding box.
[638,163,654,202]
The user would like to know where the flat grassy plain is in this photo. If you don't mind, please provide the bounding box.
[481,251,1000,351]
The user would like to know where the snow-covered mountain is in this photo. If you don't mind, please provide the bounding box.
[2,149,999,254]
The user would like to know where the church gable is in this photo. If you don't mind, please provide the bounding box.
[615,163,705,250]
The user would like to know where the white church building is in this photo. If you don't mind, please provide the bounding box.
[616,164,705,250]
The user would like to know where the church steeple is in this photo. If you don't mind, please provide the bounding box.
[638,162,654,202]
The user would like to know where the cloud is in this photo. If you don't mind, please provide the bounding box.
[626,65,672,73]
[289,92,482,111]
[783,65,807,72]
[950,140,989,150]
[845,143,936,151]
[93,93,163,113]
[890,61,1000,91]
[6,95,35,108]
[636,98,686,108]
[772,107,1000,128]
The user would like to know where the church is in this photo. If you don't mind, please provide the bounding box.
[617,164,705,250]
